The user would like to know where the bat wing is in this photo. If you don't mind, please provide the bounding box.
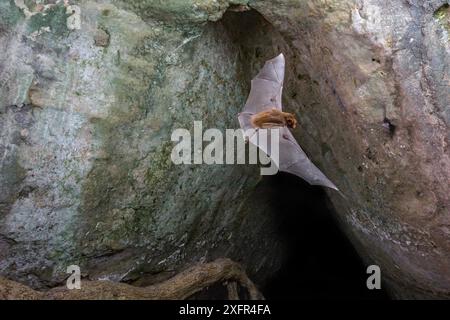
[278,128,338,190]
[238,53,338,191]
[240,53,285,117]
[247,128,338,190]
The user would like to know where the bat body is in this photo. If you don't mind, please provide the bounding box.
[250,108,297,129]
[238,54,338,191]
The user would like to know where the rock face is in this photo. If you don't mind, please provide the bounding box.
[248,0,450,298]
[0,0,449,299]
[0,0,281,289]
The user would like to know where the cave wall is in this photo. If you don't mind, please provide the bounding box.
[0,0,449,298]
[0,0,283,289]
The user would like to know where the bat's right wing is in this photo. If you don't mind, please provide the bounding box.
[252,127,338,190]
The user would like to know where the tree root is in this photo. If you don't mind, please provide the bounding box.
[0,258,264,300]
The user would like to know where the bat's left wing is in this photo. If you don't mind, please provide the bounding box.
[238,53,285,133]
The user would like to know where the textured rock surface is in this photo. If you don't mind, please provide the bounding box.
[0,0,281,289]
[248,0,450,298]
[0,0,449,299]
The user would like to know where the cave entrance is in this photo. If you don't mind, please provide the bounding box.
[219,9,389,300]
[257,173,388,299]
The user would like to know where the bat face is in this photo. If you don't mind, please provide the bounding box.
[250,108,298,129]
[284,112,297,129]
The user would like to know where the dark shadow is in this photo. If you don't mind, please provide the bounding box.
[262,172,389,300]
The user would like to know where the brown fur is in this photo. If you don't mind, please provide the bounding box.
[250,108,297,129]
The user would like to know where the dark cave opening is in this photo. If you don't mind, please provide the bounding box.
[189,173,391,300]
[260,172,389,300]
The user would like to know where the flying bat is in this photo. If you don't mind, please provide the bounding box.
[238,53,338,191]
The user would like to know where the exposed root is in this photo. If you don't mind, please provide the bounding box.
[0,258,264,300]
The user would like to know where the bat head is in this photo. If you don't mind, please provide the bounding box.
[285,113,297,129]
